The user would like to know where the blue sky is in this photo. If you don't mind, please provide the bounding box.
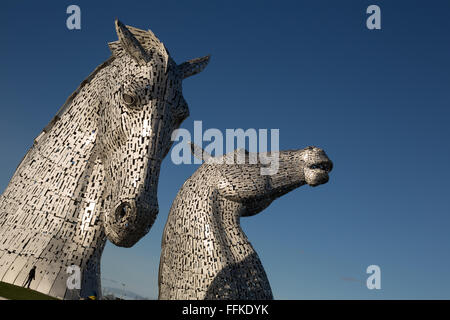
[0,0,449,299]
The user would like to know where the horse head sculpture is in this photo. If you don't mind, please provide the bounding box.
[159,145,333,299]
[99,20,210,247]
[0,20,209,299]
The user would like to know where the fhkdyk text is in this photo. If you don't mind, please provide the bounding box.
[182,304,269,317]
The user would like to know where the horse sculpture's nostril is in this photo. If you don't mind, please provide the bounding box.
[115,202,131,221]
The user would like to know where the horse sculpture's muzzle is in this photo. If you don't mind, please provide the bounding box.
[302,147,333,187]
[105,199,159,247]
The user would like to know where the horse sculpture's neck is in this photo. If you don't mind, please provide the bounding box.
[159,166,273,300]
[0,59,111,299]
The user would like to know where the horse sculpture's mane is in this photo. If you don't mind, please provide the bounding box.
[40,24,165,140]
[42,58,114,135]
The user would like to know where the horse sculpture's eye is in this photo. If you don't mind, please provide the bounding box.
[122,93,136,106]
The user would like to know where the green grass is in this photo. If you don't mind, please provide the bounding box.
[0,281,59,300]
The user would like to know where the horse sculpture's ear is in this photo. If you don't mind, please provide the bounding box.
[115,19,150,65]
[178,55,211,79]
[189,142,213,163]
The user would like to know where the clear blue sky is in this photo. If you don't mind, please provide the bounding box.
[0,0,449,299]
